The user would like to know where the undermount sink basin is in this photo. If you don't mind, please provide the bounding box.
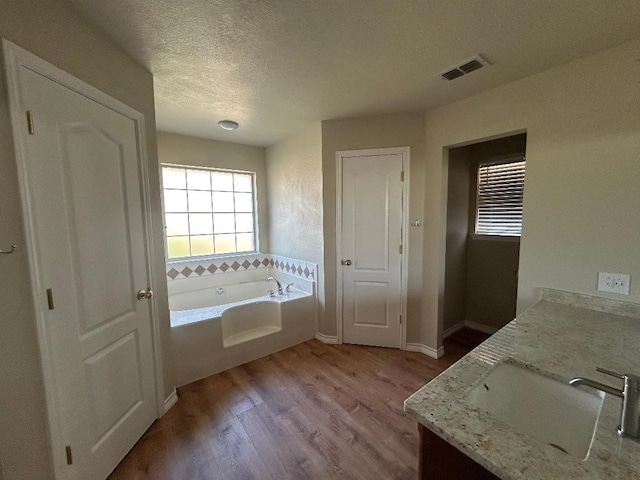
[465,360,604,459]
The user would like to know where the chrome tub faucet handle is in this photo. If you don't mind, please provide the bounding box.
[266,276,283,294]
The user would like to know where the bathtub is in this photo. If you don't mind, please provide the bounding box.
[169,280,284,313]
[169,279,316,386]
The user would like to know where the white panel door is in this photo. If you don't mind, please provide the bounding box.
[341,153,403,348]
[17,66,156,479]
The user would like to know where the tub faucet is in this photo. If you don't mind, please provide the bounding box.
[267,276,283,295]
[570,366,640,439]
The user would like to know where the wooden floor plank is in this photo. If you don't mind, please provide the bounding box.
[108,337,479,480]
[237,403,313,480]
[249,353,387,479]
[274,344,418,474]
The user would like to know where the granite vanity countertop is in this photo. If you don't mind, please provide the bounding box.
[404,289,640,479]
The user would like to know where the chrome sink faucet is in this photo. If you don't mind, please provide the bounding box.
[266,276,283,295]
[570,367,640,439]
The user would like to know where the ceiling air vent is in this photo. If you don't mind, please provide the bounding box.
[442,69,464,81]
[459,59,484,73]
[440,54,490,81]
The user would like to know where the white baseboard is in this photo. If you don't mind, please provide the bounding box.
[443,320,499,338]
[443,322,465,339]
[463,320,499,335]
[315,332,339,344]
[164,388,178,414]
[405,342,445,359]
[404,321,498,360]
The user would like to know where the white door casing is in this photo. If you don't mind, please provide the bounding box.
[3,40,162,479]
[336,148,409,348]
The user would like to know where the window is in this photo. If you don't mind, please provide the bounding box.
[162,165,256,259]
[475,158,525,236]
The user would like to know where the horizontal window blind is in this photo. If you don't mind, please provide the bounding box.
[475,159,525,236]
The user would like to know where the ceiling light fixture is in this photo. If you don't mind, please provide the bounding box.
[218,120,239,131]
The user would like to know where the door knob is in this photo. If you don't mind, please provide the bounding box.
[341,259,352,266]
[137,288,153,300]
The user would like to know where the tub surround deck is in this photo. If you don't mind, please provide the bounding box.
[168,254,319,386]
[170,288,311,327]
[405,289,640,479]
[170,285,316,386]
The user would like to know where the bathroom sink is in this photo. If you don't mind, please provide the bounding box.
[465,360,604,459]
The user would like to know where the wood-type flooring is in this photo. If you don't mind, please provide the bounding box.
[109,332,485,480]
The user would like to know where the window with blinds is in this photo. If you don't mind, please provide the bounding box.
[475,158,526,236]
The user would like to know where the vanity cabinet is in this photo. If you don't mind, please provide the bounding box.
[418,424,499,480]
[407,291,640,478]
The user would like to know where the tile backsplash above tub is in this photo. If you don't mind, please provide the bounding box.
[166,253,317,282]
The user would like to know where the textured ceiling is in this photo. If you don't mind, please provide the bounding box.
[61,0,640,147]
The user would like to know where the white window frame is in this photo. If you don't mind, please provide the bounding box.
[474,156,525,238]
[161,164,258,261]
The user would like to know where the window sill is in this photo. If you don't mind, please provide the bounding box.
[469,234,520,243]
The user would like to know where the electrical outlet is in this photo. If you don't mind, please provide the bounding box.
[597,272,630,295]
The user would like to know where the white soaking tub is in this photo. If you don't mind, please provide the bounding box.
[169,278,316,386]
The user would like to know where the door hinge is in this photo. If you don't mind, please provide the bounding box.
[400,170,404,182]
[27,110,34,134]
[46,288,54,310]
[65,445,73,465]
[399,245,403,255]
[400,314,402,324]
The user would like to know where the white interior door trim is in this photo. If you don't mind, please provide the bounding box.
[336,146,410,349]
[2,39,165,478]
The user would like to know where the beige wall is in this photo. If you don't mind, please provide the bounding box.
[265,123,324,329]
[321,112,427,341]
[443,146,471,332]
[424,39,640,349]
[0,1,168,478]
[157,132,269,253]
[465,239,520,328]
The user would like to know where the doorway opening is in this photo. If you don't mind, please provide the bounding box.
[443,133,527,340]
